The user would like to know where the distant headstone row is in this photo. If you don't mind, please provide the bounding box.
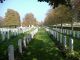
[53,28,80,39]
[0,27,32,41]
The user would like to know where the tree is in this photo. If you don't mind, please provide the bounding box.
[0,0,5,3]
[4,9,21,28]
[44,5,72,26]
[22,13,38,27]
[0,16,4,27]
[38,0,71,8]
[72,0,80,22]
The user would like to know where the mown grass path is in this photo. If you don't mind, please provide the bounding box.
[22,28,64,60]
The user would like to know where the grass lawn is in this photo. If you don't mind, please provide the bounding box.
[21,27,64,60]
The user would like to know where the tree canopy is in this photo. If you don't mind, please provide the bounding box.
[22,13,38,27]
[0,16,4,27]
[39,0,80,26]
[44,5,73,26]
[0,0,5,3]
[38,0,71,8]
[4,9,21,27]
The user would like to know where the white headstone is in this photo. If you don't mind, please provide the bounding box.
[23,37,27,48]
[73,31,75,37]
[54,31,56,38]
[2,31,5,41]
[69,38,73,51]
[57,32,59,41]
[60,34,62,43]
[27,36,29,44]
[63,36,67,48]
[18,39,22,54]
[8,45,14,60]
[7,31,10,40]
[65,29,67,34]
[77,31,80,38]
[70,30,72,35]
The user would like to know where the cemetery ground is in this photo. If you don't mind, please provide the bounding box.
[17,28,65,60]
[0,28,35,60]
[0,27,80,60]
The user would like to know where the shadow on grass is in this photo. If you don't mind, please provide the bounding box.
[15,28,65,60]
[20,38,64,60]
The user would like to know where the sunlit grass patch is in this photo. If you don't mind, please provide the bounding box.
[22,27,64,60]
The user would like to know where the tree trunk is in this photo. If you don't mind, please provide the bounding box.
[60,20,63,44]
[61,20,63,33]
[56,24,57,29]
[71,20,73,37]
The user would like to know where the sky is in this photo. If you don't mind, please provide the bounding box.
[0,0,51,22]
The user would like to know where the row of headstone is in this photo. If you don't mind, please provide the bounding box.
[0,27,33,41]
[20,27,33,33]
[0,27,34,60]
[0,28,19,41]
[46,27,74,52]
[1,30,10,40]
[8,39,22,60]
[8,27,39,60]
[30,28,38,39]
[53,28,80,39]
[22,27,38,50]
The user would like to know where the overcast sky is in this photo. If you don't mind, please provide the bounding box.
[0,0,51,22]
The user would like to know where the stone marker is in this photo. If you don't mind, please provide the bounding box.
[65,29,67,34]
[57,32,59,41]
[8,45,14,60]
[52,31,54,37]
[7,31,10,40]
[2,31,5,41]
[70,30,72,35]
[69,38,74,51]
[63,36,67,48]
[23,37,27,48]
[27,36,29,44]
[31,33,34,39]
[60,34,62,43]
[77,31,80,38]
[66,30,68,35]
[18,39,22,54]
[73,31,75,37]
